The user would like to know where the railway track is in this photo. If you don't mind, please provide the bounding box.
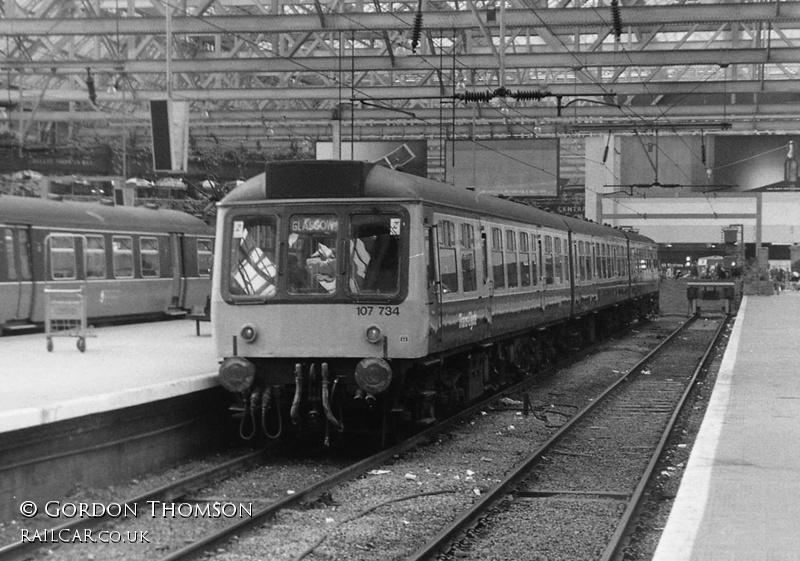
[0,448,269,561]
[408,314,729,560]
[2,316,685,561]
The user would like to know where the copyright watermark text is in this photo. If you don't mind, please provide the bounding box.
[19,500,253,519]
[21,529,150,544]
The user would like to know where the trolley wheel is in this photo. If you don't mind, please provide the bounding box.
[46,337,53,352]
[77,338,86,353]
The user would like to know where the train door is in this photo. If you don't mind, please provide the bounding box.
[426,221,442,345]
[1,226,34,323]
[169,233,186,310]
[480,226,493,327]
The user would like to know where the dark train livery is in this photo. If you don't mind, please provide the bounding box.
[0,196,213,333]
[214,160,659,443]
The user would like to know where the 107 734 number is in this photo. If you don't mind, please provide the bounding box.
[356,306,400,316]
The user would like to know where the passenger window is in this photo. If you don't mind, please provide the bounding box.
[505,230,518,288]
[347,214,401,295]
[519,232,531,287]
[140,237,160,277]
[3,229,15,281]
[50,235,76,280]
[113,236,134,278]
[544,235,554,284]
[230,215,279,297]
[85,235,106,279]
[197,238,213,277]
[436,220,458,294]
[554,238,563,283]
[461,223,477,292]
[18,229,31,280]
[491,227,505,289]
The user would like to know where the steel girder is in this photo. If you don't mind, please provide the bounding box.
[2,0,800,146]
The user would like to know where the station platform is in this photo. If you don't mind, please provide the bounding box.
[0,320,219,433]
[653,290,800,561]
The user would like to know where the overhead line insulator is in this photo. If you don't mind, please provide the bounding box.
[611,0,623,41]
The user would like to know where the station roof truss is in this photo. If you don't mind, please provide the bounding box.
[3,0,800,146]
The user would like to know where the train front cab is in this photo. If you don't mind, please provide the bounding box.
[213,199,433,441]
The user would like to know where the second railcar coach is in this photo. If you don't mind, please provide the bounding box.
[0,196,214,333]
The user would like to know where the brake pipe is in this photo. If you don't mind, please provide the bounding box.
[321,363,343,432]
[290,363,304,425]
[239,391,258,440]
[261,387,283,439]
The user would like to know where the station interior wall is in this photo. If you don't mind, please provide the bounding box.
[584,136,800,250]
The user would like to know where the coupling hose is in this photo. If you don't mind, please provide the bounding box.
[290,363,304,425]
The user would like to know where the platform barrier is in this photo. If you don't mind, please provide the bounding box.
[686,280,736,315]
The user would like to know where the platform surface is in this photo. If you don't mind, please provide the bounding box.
[0,320,219,433]
[653,291,800,561]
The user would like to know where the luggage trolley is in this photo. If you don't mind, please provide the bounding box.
[44,287,94,352]
[42,233,96,352]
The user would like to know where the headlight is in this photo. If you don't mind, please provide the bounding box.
[219,356,255,393]
[240,324,258,343]
[365,325,382,344]
[355,357,392,394]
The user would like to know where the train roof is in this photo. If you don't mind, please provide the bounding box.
[0,195,213,235]
[223,160,655,245]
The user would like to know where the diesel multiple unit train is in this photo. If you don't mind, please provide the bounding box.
[213,160,660,444]
[0,196,214,333]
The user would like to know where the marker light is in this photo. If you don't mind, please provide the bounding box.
[365,325,382,344]
[240,324,258,343]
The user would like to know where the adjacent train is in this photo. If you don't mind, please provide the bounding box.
[213,160,660,444]
[0,196,214,333]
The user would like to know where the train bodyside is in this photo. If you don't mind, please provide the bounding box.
[213,160,659,441]
[0,196,214,333]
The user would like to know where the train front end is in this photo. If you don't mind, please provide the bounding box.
[212,161,427,444]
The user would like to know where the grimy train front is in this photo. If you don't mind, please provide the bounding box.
[212,160,660,444]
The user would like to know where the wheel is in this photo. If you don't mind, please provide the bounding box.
[77,338,86,353]
[46,337,53,352]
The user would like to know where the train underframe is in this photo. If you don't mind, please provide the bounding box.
[225,294,659,447]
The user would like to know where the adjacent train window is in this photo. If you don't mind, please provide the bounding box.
[18,230,31,280]
[85,235,106,279]
[599,243,606,279]
[544,235,554,284]
[113,236,134,278]
[286,214,339,295]
[461,223,477,292]
[594,243,601,279]
[197,238,213,277]
[50,235,76,280]
[436,220,458,294]
[491,227,505,289]
[230,215,279,297]
[140,237,160,277]
[554,237,564,283]
[519,232,531,287]
[3,229,15,280]
[584,242,593,281]
[505,230,518,288]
